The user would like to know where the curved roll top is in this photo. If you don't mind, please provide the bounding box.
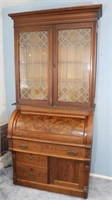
[8,109,93,146]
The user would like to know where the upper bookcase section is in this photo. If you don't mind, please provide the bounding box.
[8,4,102,109]
[9,4,102,27]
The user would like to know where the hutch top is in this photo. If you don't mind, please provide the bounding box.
[9,4,102,111]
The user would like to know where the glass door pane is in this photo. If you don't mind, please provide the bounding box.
[58,28,91,103]
[19,31,48,100]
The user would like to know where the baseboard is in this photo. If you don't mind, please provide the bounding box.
[90,173,112,180]
[0,122,8,126]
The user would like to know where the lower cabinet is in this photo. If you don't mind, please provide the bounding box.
[12,151,87,198]
[8,110,92,198]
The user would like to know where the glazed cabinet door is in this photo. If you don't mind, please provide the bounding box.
[15,23,96,108]
[15,26,52,106]
[53,23,96,108]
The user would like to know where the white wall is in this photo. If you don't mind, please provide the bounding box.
[2,0,112,177]
[91,0,112,177]
[0,9,7,125]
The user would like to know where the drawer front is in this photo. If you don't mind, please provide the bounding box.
[16,152,47,167]
[16,164,48,183]
[13,139,85,159]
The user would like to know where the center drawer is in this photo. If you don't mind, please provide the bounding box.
[13,139,85,160]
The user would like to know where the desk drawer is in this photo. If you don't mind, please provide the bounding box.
[16,152,47,167]
[16,164,48,183]
[13,139,85,159]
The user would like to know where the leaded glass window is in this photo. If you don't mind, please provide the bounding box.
[19,31,48,100]
[58,28,91,103]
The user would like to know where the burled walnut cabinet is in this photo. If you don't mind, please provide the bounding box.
[8,5,102,199]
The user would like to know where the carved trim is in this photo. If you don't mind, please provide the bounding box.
[8,109,20,137]
[8,139,13,150]
[9,4,102,27]
[85,149,91,159]
[85,164,90,172]
[83,186,88,199]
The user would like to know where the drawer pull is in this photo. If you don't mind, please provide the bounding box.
[27,156,35,160]
[19,144,28,149]
[29,172,36,177]
[67,150,78,156]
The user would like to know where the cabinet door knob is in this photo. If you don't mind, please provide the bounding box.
[67,150,78,156]
[19,144,28,149]
[29,172,36,177]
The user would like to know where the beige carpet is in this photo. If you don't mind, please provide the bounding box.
[0,166,111,200]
